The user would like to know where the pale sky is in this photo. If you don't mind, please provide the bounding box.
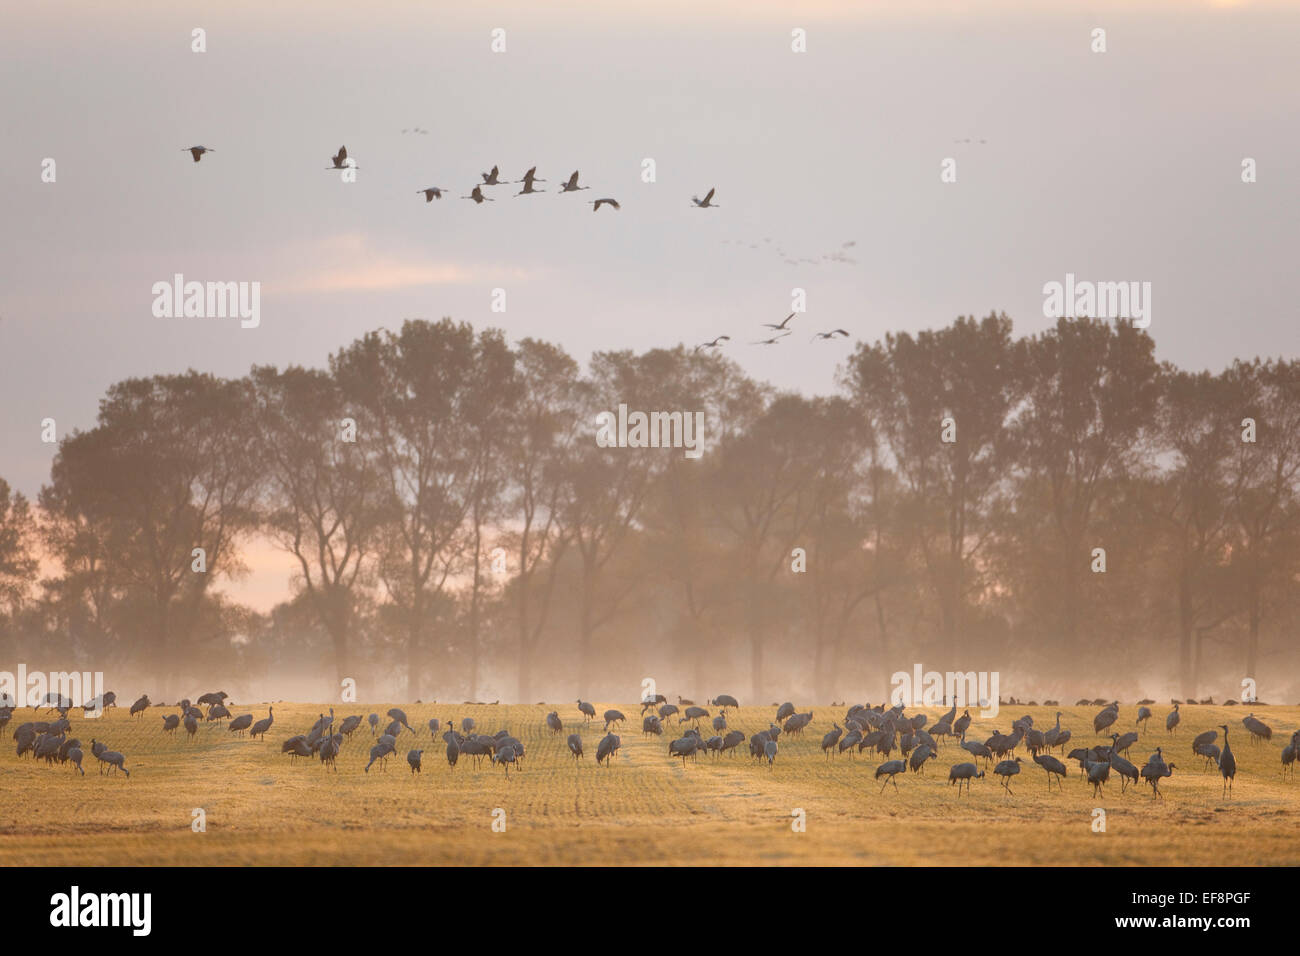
[2,0,1297,609]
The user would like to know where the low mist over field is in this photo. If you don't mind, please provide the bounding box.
[2,315,1298,706]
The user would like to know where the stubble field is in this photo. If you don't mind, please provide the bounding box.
[2,701,1298,866]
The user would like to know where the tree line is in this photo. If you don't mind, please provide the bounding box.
[1,314,1297,704]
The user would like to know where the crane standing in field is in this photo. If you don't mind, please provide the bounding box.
[366,739,395,773]
[953,709,972,742]
[95,746,130,777]
[948,762,983,796]
[250,706,274,740]
[1033,753,1068,791]
[993,757,1023,794]
[1085,757,1111,798]
[1140,756,1175,799]
[669,733,700,767]
[876,759,906,793]
[909,743,935,774]
[1108,750,1140,793]
[387,709,414,734]
[338,714,361,737]
[821,723,843,759]
[228,713,253,736]
[1094,702,1119,735]
[1242,713,1272,744]
[318,732,341,771]
[596,733,621,767]
[1111,731,1138,757]
[1218,724,1236,796]
[1280,731,1299,776]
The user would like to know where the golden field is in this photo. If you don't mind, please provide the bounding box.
[1,701,1297,866]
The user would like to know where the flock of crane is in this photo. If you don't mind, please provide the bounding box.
[5,686,1294,806]
[630,696,1293,800]
[179,143,851,353]
[695,312,851,352]
[6,691,1296,800]
[182,141,688,213]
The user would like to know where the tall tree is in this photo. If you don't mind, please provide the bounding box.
[844,314,1022,666]
[1012,318,1161,651]
[711,394,833,702]
[459,340,522,700]
[250,364,384,684]
[38,373,259,693]
[1225,358,1300,679]
[0,478,38,619]
[640,348,764,697]
[501,339,580,704]
[1147,369,1240,695]
[555,350,665,698]
[332,319,515,699]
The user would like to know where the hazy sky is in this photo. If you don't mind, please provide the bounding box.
[2,0,1297,605]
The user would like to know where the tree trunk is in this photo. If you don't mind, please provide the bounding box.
[516,540,533,703]
[468,524,483,701]
[406,607,422,702]
[875,593,891,702]
[1245,571,1261,679]
[1062,534,1080,647]
[156,600,173,702]
[324,605,351,688]
[577,566,595,699]
[746,561,765,703]
[1177,575,1194,697]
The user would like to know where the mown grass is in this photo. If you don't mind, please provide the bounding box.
[1,702,1297,865]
